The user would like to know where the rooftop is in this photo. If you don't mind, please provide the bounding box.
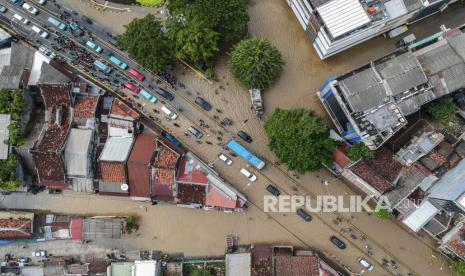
[275,255,319,276]
[226,253,251,276]
[37,62,70,85]
[153,168,175,201]
[442,220,465,259]
[73,96,99,120]
[64,128,93,177]
[99,161,127,184]
[110,262,133,276]
[251,245,272,276]
[176,183,206,205]
[153,141,179,168]
[0,43,34,89]
[176,157,209,184]
[32,151,66,188]
[0,218,32,239]
[128,134,156,198]
[110,98,140,121]
[99,136,134,162]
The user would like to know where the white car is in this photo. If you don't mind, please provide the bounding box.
[31,25,48,39]
[13,14,29,25]
[32,250,47,257]
[22,3,39,15]
[218,153,233,165]
[38,0,47,5]
[240,168,257,182]
[358,257,374,271]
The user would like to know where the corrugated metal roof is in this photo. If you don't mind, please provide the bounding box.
[100,136,134,162]
[64,129,93,177]
[429,158,465,201]
[317,0,370,38]
[0,114,10,160]
[402,200,439,232]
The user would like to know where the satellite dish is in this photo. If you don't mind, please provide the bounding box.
[121,184,129,191]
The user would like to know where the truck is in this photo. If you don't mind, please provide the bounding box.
[47,17,66,31]
[249,89,264,117]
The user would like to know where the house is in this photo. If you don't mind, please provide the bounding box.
[0,42,34,90]
[107,262,133,276]
[64,264,89,276]
[72,95,99,127]
[288,0,452,59]
[132,260,161,276]
[127,134,156,201]
[226,253,251,276]
[0,211,34,240]
[152,140,180,202]
[318,26,465,149]
[108,98,139,137]
[0,28,11,48]
[31,84,72,189]
[64,128,94,193]
[439,219,465,260]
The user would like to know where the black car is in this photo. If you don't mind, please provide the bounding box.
[195,97,212,111]
[81,15,93,25]
[156,87,175,101]
[296,208,312,222]
[237,130,252,143]
[330,236,346,249]
[266,184,281,197]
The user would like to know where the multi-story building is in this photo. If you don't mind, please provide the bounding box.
[318,24,465,149]
[287,0,453,59]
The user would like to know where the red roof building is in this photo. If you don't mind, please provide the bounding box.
[73,96,99,120]
[99,162,127,184]
[0,219,33,239]
[176,158,209,184]
[205,185,238,209]
[69,219,83,240]
[127,134,156,199]
[152,141,180,201]
[110,98,139,121]
[275,255,319,276]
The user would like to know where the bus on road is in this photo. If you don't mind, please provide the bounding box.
[93,60,112,74]
[108,55,128,70]
[47,17,66,30]
[140,89,158,103]
[226,139,265,170]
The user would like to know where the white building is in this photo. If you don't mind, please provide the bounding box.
[287,0,453,59]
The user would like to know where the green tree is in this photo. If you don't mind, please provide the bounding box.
[426,96,458,124]
[167,18,220,69]
[0,89,25,146]
[264,108,336,173]
[168,0,248,43]
[347,142,374,161]
[118,14,172,74]
[190,270,212,276]
[125,215,140,234]
[0,155,20,191]
[453,261,465,276]
[373,206,392,220]
[228,37,284,89]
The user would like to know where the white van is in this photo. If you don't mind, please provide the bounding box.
[161,106,177,120]
[13,14,29,25]
[22,3,39,15]
[31,25,48,38]
[240,168,257,182]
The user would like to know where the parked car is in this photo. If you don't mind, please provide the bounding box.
[240,168,257,182]
[38,0,47,5]
[266,184,281,197]
[218,153,233,165]
[358,257,374,271]
[188,126,203,139]
[123,82,140,94]
[296,208,312,222]
[330,236,346,249]
[155,87,174,101]
[128,68,145,81]
[237,130,252,143]
[31,25,48,39]
[22,3,38,15]
[81,15,92,24]
[32,250,47,257]
[195,97,212,111]
[0,5,7,13]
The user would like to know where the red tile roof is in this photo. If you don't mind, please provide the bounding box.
[128,134,156,198]
[73,96,98,119]
[99,161,127,183]
[176,183,206,205]
[333,146,351,168]
[69,219,83,240]
[364,147,402,182]
[445,224,465,258]
[351,161,393,193]
[205,185,237,209]
[32,152,66,188]
[251,245,272,276]
[177,158,209,184]
[275,255,319,276]
[110,98,139,120]
[154,143,179,168]
[153,168,175,200]
[0,219,32,239]
[129,134,156,164]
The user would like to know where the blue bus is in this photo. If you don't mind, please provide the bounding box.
[47,17,66,31]
[108,55,128,70]
[140,89,158,103]
[226,139,265,170]
[93,60,112,74]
